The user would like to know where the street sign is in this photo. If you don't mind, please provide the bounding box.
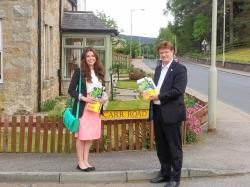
[102,109,149,120]
[201,39,208,52]
[202,39,208,46]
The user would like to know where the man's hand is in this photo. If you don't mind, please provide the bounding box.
[148,94,159,101]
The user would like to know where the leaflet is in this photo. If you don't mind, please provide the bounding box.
[85,87,103,113]
[136,77,158,100]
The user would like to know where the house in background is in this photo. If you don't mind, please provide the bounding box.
[60,11,117,95]
[0,0,117,115]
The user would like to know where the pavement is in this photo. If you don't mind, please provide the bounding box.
[0,59,250,184]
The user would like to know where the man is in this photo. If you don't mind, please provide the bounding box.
[149,41,187,187]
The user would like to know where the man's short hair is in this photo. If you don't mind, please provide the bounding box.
[157,41,174,51]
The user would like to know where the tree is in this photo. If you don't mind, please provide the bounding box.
[95,11,127,49]
[192,14,209,41]
[157,26,175,44]
[96,10,118,30]
[164,0,212,53]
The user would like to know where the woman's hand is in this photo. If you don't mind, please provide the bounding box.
[81,96,96,104]
[99,92,108,105]
[99,98,108,105]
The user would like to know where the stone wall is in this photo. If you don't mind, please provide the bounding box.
[0,0,35,115]
[40,0,60,104]
[0,0,75,115]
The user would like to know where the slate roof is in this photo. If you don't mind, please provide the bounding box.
[61,11,118,35]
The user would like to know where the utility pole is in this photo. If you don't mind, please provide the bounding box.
[208,0,218,132]
[130,10,133,58]
[222,0,226,67]
[175,35,177,54]
[129,9,144,58]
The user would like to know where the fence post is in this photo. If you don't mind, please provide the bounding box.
[11,116,17,153]
[19,116,25,152]
[181,121,187,145]
[27,116,33,152]
[35,116,41,152]
[3,117,9,152]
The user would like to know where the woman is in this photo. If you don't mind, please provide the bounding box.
[68,47,107,172]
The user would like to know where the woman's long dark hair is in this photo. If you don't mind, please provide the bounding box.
[80,47,105,85]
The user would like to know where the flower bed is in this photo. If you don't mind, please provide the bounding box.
[184,93,208,144]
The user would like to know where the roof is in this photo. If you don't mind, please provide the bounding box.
[61,11,118,36]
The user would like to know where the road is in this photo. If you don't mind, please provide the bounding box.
[143,59,250,114]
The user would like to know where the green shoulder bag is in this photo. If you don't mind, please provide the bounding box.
[63,72,82,133]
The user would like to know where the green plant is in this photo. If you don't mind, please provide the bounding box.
[145,128,151,149]
[186,129,197,144]
[41,99,57,112]
[48,103,65,120]
[102,134,111,151]
[184,95,196,107]
[65,97,72,107]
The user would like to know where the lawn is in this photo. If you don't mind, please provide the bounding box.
[217,48,250,63]
[190,48,250,64]
[106,99,150,110]
[116,80,138,90]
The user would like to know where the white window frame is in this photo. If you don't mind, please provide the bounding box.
[0,19,3,83]
[62,35,106,80]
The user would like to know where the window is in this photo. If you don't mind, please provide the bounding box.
[49,26,53,77]
[86,38,104,46]
[43,25,53,80]
[64,48,82,79]
[62,36,106,79]
[0,20,3,83]
[65,38,83,46]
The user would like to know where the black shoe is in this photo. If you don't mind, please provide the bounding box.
[164,181,173,187]
[76,165,90,172]
[164,181,180,187]
[88,166,95,171]
[150,176,169,183]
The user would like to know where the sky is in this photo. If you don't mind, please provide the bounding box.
[79,0,173,38]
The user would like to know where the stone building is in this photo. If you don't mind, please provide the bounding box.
[0,0,118,115]
[0,0,77,115]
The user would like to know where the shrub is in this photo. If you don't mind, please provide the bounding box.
[129,68,146,80]
[41,99,57,112]
[48,102,65,120]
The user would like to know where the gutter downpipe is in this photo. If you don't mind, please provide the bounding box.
[37,0,42,112]
[58,0,62,95]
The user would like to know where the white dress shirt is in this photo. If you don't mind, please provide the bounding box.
[153,59,173,105]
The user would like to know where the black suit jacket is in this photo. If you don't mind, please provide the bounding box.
[68,68,87,117]
[149,60,187,124]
